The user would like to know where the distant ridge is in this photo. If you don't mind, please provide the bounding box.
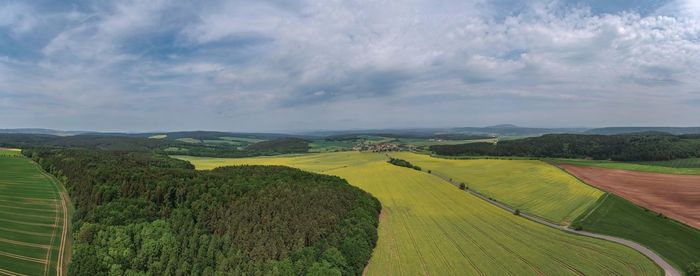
[452,125,587,136]
[0,128,89,136]
[585,127,700,135]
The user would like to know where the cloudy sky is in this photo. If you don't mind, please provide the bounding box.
[1,0,699,132]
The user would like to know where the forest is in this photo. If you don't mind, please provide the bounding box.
[24,148,380,275]
[0,134,310,157]
[430,133,700,161]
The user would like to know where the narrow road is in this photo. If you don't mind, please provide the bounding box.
[427,170,681,276]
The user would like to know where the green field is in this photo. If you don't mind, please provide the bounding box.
[175,137,201,144]
[572,194,700,272]
[308,140,356,152]
[396,138,495,147]
[550,158,700,175]
[635,158,700,168]
[219,136,266,143]
[391,152,603,224]
[0,149,68,275]
[178,152,660,275]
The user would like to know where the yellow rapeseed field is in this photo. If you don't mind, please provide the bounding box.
[391,152,603,224]
[177,152,660,275]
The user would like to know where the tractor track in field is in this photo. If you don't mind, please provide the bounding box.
[0,251,47,264]
[34,167,69,276]
[0,267,28,276]
[0,238,51,249]
[425,170,681,276]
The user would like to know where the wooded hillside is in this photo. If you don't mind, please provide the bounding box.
[25,149,380,275]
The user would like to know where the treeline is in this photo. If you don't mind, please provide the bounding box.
[0,134,310,158]
[387,158,422,171]
[430,133,700,161]
[166,138,310,158]
[25,148,380,275]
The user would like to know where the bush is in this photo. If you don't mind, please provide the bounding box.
[687,262,700,276]
[459,183,466,190]
[513,209,520,216]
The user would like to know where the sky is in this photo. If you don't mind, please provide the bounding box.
[0,0,699,132]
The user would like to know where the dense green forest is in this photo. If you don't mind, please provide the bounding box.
[430,133,700,161]
[25,148,380,275]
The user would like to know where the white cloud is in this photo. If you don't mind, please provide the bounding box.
[1,0,700,131]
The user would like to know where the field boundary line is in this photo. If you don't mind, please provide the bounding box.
[0,198,54,207]
[0,204,57,213]
[0,251,47,264]
[34,165,69,276]
[0,218,57,228]
[0,267,28,276]
[0,209,56,220]
[0,226,53,237]
[577,193,609,223]
[0,238,52,249]
[418,164,681,276]
[0,195,58,202]
[44,200,59,276]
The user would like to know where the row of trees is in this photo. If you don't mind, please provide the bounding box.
[25,148,380,275]
[430,133,700,161]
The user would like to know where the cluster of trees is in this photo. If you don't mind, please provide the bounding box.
[25,148,380,275]
[688,262,700,276]
[430,133,700,161]
[163,138,311,158]
[387,158,421,171]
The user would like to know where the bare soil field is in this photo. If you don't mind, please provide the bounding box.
[560,164,700,229]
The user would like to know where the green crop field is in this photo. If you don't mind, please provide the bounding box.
[635,158,700,168]
[396,138,496,147]
[549,158,700,175]
[178,152,660,275]
[572,194,700,272]
[0,150,68,276]
[391,152,603,224]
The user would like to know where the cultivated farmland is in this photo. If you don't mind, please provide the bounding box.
[0,149,68,276]
[572,194,700,272]
[390,152,603,224]
[551,159,700,175]
[560,164,700,229]
[178,152,661,275]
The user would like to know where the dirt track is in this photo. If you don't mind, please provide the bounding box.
[560,164,700,229]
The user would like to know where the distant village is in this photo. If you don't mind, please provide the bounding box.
[352,141,412,152]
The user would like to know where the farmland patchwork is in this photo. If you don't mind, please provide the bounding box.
[179,152,661,275]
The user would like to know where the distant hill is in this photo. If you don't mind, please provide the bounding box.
[585,127,700,135]
[452,125,587,136]
[0,128,89,136]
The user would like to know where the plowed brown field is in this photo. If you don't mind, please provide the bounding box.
[560,164,700,229]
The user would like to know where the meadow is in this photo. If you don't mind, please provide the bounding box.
[391,152,603,224]
[178,152,661,275]
[0,149,67,276]
[550,158,700,175]
[572,194,700,272]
